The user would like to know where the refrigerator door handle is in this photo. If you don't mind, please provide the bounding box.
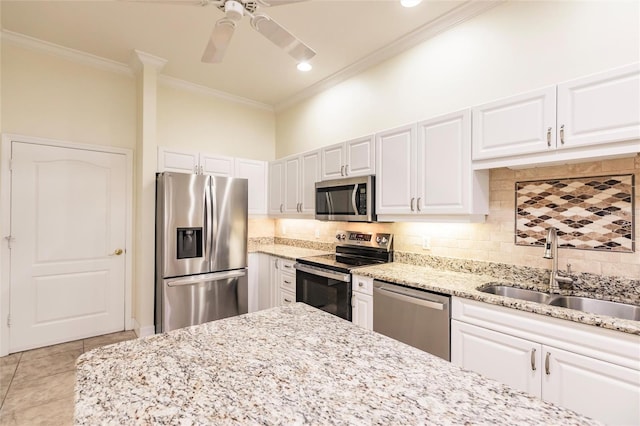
[166,269,247,287]
[209,177,217,269]
[204,176,213,264]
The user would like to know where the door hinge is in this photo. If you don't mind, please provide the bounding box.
[4,235,15,249]
[7,314,11,327]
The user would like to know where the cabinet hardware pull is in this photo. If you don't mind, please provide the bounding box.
[358,282,364,287]
[284,280,291,284]
[275,260,279,270]
[200,165,203,174]
[280,204,283,213]
[345,164,349,176]
[531,348,536,371]
[545,352,551,375]
[410,197,415,212]
[194,165,198,174]
[340,165,345,176]
[560,125,565,144]
[416,197,421,212]
[284,298,292,303]
[546,127,552,147]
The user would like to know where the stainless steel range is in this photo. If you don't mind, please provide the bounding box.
[294,231,393,321]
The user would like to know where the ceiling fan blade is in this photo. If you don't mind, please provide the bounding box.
[201,18,236,63]
[256,0,308,6]
[125,0,221,5]
[250,13,316,62]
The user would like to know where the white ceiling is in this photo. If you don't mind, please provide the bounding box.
[1,0,493,108]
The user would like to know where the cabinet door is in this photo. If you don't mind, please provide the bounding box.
[451,320,542,396]
[557,63,640,150]
[345,135,375,177]
[321,143,346,180]
[472,86,556,160]
[157,147,199,174]
[300,150,321,215]
[352,291,373,330]
[268,160,284,216]
[200,154,234,176]
[235,158,267,215]
[269,256,280,309]
[283,156,301,214]
[375,124,416,215]
[280,290,296,306]
[542,346,640,425]
[417,110,471,214]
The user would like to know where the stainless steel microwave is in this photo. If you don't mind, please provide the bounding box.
[315,175,375,222]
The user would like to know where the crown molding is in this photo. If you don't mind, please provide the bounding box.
[158,75,274,112]
[1,29,134,77]
[130,49,168,73]
[274,0,505,113]
[1,29,273,111]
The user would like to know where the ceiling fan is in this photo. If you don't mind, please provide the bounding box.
[144,0,316,64]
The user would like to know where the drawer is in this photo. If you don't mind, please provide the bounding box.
[280,289,296,306]
[279,259,296,273]
[279,272,296,293]
[352,274,373,296]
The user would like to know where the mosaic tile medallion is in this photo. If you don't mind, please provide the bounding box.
[515,174,634,252]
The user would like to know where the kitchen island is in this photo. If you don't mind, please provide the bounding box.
[75,304,597,425]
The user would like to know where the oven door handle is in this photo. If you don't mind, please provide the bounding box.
[294,263,350,283]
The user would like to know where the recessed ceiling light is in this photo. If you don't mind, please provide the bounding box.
[401,0,422,7]
[297,62,312,72]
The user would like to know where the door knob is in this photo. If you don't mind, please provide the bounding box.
[111,248,124,256]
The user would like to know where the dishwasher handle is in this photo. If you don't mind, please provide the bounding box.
[373,281,448,311]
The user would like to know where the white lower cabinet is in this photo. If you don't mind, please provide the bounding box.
[451,298,640,425]
[351,275,373,330]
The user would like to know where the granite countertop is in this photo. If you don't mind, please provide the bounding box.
[354,262,640,335]
[76,303,599,425]
[248,243,330,260]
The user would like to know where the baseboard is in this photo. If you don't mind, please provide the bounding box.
[133,319,156,338]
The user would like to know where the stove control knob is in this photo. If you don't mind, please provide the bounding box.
[336,233,346,241]
[376,236,388,244]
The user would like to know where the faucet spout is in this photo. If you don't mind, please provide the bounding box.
[543,227,572,293]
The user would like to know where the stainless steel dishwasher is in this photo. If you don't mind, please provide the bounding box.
[373,280,450,361]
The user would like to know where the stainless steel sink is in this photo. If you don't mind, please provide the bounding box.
[548,296,640,321]
[478,285,640,321]
[479,285,555,304]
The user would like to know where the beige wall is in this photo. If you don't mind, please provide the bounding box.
[2,44,137,149]
[276,156,640,280]
[157,86,275,161]
[275,0,640,157]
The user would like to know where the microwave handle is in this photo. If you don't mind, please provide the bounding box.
[325,192,333,214]
[351,183,358,214]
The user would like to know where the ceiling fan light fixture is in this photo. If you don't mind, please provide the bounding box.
[297,62,312,72]
[400,0,422,8]
[224,0,245,21]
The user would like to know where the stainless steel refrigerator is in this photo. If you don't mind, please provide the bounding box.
[155,172,248,333]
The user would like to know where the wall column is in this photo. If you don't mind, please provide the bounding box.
[130,50,167,336]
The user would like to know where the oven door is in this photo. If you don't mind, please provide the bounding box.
[295,263,352,321]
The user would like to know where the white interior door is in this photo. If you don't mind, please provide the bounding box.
[9,142,127,352]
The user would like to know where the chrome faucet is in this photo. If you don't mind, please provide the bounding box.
[543,227,573,293]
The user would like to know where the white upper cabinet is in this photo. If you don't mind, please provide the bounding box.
[557,62,640,149]
[268,149,320,218]
[157,147,200,174]
[375,124,416,215]
[200,154,234,176]
[321,135,375,180]
[376,112,488,220]
[472,63,640,169]
[417,110,487,215]
[300,150,321,215]
[472,86,556,160]
[235,158,267,215]
[268,160,284,216]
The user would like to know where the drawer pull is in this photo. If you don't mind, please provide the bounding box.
[358,282,364,287]
[531,348,536,371]
[546,127,552,147]
[284,280,291,285]
[560,125,565,144]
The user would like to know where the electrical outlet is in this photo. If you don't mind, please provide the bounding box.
[315,229,320,239]
[422,236,431,250]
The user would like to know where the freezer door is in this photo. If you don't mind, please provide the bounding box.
[157,173,212,278]
[211,176,248,272]
[161,269,248,332]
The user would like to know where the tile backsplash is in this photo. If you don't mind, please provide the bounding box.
[515,174,634,252]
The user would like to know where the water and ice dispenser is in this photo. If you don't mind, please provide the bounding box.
[177,227,202,259]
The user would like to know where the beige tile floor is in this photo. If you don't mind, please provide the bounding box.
[0,331,137,426]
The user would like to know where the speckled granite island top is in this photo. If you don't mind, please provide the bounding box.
[354,263,640,335]
[76,304,598,425]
